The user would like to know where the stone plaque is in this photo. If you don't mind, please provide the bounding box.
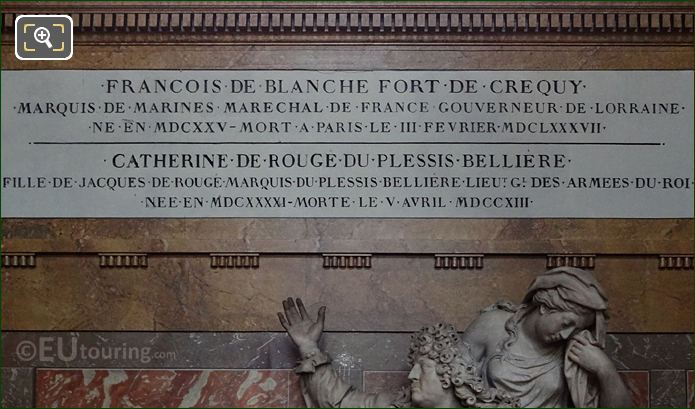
[2,70,692,218]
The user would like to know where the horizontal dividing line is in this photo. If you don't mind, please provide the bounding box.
[2,330,693,336]
[1,217,684,221]
[3,69,692,72]
[30,141,663,146]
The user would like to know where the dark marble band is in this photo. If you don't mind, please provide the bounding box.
[3,331,691,370]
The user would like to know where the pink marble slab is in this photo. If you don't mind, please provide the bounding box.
[288,371,306,408]
[36,369,293,408]
[619,370,649,408]
[35,367,653,408]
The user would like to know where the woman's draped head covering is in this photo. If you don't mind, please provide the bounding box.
[522,267,608,347]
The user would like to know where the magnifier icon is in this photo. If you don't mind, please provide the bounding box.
[33,27,53,49]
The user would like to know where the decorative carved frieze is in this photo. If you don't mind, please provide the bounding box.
[323,253,371,269]
[98,253,147,268]
[434,254,483,269]
[2,253,36,268]
[210,253,260,268]
[1,4,691,43]
[658,255,693,269]
[546,254,595,269]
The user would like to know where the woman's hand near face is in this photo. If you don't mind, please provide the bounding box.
[567,334,634,407]
[566,335,614,376]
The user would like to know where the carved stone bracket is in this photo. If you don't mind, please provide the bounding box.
[210,253,260,268]
[323,253,372,269]
[98,253,148,268]
[546,254,595,269]
[658,254,693,269]
[2,252,36,268]
[434,254,484,269]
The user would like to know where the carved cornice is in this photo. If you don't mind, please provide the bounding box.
[98,253,148,268]
[434,254,484,269]
[658,254,693,269]
[546,254,596,269]
[323,253,372,269]
[2,252,36,268]
[210,253,260,268]
[1,2,691,44]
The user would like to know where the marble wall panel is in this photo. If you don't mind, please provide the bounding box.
[651,370,687,408]
[621,371,650,408]
[2,332,298,369]
[2,257,156,331]
[32,368,655,408]
[4,332,690,372]
[21,355,695,408]
[11,331,688,407]
[3,254,692,332]
[596,257,693,334]
[2,255,306,331]
[305,254,694,332]
[35,369,297,408]
[3,219,692,254]
[606,333,693,371]
[288,374,306,408]
[1,367,34,408]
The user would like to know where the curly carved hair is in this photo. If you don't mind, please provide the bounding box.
[408,323,519,408]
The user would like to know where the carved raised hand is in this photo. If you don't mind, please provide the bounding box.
[278,297,326,356]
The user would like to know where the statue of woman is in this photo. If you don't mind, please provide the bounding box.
[461,267,633,407]
[278,298,518,408]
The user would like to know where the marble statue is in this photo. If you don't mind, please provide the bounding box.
[461,267,633,407]
[278,298,519,408]
[278,267,633,408]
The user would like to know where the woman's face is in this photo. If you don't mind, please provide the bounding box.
[535,308,594,344]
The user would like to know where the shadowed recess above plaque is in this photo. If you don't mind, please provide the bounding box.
[1,1,693,45]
